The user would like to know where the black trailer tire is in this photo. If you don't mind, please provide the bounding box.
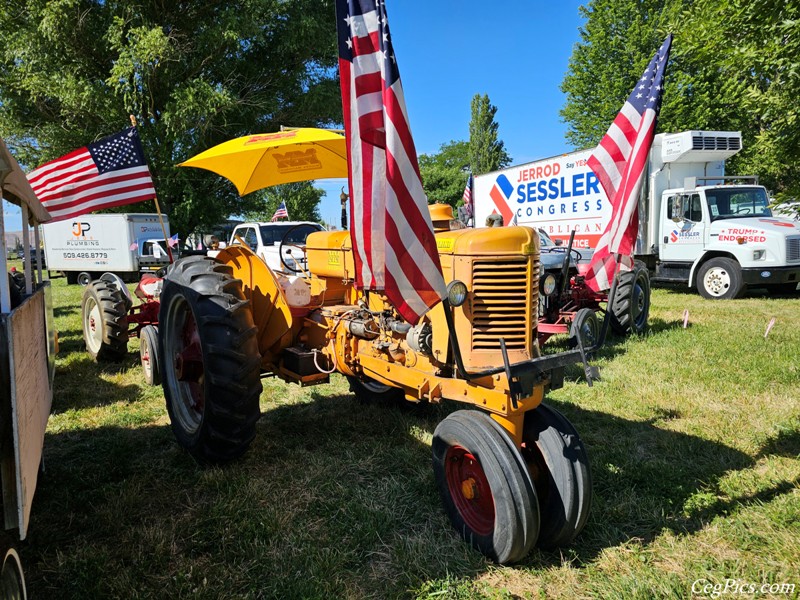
[0,534,27,600]
[159,256,262,465]
[610,261,651,334]
[139,325,161,386]
[697,257,744,299]
[522,404,592,549]
[432,410,540,564]
[569,308,599,349]
[66,271,78,285]
[77,271,93,286]
[82,279,129,361]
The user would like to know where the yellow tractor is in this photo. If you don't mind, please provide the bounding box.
[158,207,593,563]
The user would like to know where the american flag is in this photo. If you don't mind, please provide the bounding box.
[462,174,473,219]
[271,201,289,221]
[27,127,156,222]
[336,0,445,325]
[584,35,672,292]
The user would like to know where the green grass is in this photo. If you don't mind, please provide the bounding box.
[20,271,800,599]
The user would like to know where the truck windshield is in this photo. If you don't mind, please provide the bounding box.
[705,187,772,221]
[259,224,323,245]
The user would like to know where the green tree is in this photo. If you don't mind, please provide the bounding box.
[468,94,511,176]
[241,181,323,223]
[560,0,800,199]
[0,0,340,233]
[419,140,470,207]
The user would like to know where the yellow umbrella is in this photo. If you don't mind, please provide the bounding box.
[179,128,347,195]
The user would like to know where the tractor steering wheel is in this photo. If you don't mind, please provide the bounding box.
[278,223,319,274]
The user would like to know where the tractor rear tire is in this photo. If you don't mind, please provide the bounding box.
[82,278,129,361]
[159,256,262,464]
[522,404,592,548]
[610,261,651,335]
[0,534,26,600]
[139,325,161,386]
[432,410,540,564]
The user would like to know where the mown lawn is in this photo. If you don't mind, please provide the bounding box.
[20,270,800,599]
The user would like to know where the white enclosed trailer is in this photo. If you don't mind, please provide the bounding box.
[42,213,172,285]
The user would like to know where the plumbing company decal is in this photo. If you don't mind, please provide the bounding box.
[473,149,608,248]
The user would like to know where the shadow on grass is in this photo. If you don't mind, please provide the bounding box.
[54,305,80,319]
[23,382,795,598]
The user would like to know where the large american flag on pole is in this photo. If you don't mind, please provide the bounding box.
[28,127,156,222]
[584,35,672,292]
[335,0,445,325]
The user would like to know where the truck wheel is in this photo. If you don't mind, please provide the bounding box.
[159,256,262,464]
[0,534,27,600]
[521,404,592,548]
[139,325,160,386]
[697,257,744,299]
[432,410,540,564]
[82,279,129,361]
[569,308,599,349]
[610,261,650,334]
[77,271,93,286]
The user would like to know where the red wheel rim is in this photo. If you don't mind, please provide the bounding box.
[176,309,204,413]
[444,445,495,536]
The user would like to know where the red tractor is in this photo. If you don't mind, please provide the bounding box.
[81,272,163,384]
[536,231,651,350]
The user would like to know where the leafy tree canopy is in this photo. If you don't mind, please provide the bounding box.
[0,0,341,233]
[468,94,511,176]
[419,140,470,207]
[561,0,800,200]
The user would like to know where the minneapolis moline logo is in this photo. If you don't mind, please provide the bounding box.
[436,238,455,252]
[273,149,322,172]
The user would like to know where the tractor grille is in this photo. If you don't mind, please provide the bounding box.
[691,135,741,151]
[788,237,800,262]
[470,258,534,351]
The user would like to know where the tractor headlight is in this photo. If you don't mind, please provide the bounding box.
[446,280,468,307]
[541,273,557,296]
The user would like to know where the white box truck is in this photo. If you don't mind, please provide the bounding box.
[474,130,800,298]
[42,213,172,285]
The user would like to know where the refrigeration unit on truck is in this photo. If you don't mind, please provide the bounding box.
[43,213,173,285]
[474,130,800,299]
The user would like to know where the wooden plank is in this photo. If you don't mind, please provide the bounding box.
[8,286,53,539]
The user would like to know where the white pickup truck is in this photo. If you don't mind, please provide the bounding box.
[218,221,325,273]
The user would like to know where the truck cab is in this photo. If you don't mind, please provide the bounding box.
[656,179,800,298]
[225,221,324,273]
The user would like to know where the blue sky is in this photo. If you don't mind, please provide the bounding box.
[3,0,587,233]
[315,0,587,226]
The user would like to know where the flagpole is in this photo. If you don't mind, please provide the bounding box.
[153,195,174,264]
[130,114,174,264]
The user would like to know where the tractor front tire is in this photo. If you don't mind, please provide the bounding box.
[82,278,129,361]
[522,404,592,548]
[139,325,161,386]
[610,261,651,334]
[159,256,262,464]
[432,410,540,564]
